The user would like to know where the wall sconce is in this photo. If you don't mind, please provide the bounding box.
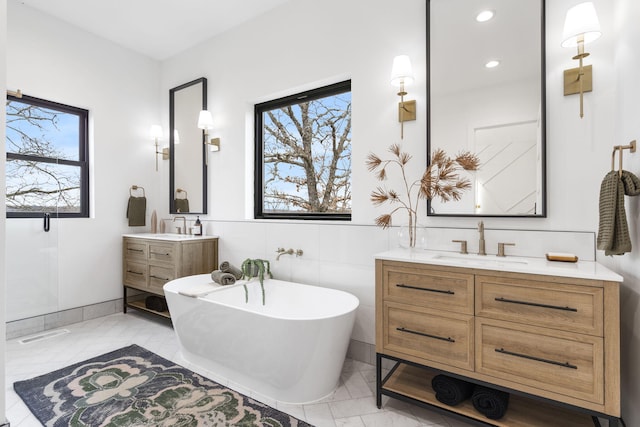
[149,124,168,171]
[390,55,416,139]
[562,2,601,119]
[197,110,220,152]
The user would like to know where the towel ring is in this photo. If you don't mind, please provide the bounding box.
[176,188,188,199]
[130,185,145,197]
[611,140,636,177]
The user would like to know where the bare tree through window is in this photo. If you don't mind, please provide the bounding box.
[5,95,88,217]
[255,81,351,219]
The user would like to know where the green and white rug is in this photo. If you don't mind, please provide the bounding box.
[14,344,313,427]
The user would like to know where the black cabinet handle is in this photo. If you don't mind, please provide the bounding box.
[396,327,455,343]
[495,297,577,312]
[126,270,143,276]
[150,275,169,282]
[150,252,170,257]
[396,284,454,295]
[495,347,577,369]
[43,213,50,232]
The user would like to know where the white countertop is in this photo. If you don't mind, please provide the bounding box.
[375,248,623,282]
[123,233,219,241]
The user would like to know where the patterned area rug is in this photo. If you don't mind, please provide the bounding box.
[14,344,313,427]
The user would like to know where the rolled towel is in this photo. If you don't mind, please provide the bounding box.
[431,374,474,406]
[220,261,243,280]
[471,385,510,420]
[211,270,236,286]
[145,296,168,312]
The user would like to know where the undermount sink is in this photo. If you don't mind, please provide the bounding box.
[431,253,529,266]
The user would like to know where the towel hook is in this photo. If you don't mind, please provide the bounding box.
[130,185,145,197]
[176,188,188,199]
[611,140,636,177]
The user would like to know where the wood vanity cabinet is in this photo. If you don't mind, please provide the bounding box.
[123,235,218,318]
[376,259,621,427]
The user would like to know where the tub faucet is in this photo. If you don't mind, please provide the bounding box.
[276,247,303,260]
[478,221,486,256]
[276,248,294,260]
[173,216,186,234]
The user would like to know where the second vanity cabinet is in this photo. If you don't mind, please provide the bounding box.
[376,254,621,426]
[123,234,218,318]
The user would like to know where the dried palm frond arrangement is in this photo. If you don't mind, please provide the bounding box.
[366,144,480,247]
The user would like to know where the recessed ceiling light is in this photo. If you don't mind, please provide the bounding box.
[476,10,495,22]
[485,60,500,68]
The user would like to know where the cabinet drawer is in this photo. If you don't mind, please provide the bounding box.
[124,261,147,288]
[383,301,474,371]
[476,318,603,404]
[476,275,603,336]
[148,243,176,264]
[149,265,175,294]
[124,241,147,261]
[382,264,474,314]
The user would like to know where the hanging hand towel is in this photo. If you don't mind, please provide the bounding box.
[597,170,640,255]
[126,196,146,227]
[174,198,190,213]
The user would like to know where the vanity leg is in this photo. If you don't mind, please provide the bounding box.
[123,286,128,313]
[376,353,382,408]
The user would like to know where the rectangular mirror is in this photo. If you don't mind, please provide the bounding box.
[170,77,207,214]
[427,0,546,217]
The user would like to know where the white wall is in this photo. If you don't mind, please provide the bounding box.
[611,0,640,424]
[6,1,162,314]
[1,0,8,421]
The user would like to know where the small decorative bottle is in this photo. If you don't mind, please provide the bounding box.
[194,216,202,236]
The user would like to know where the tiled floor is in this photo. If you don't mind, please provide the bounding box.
[5,311,473,427]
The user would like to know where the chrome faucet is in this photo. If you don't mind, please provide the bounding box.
[173,216,186,234]
[477,221,486,255]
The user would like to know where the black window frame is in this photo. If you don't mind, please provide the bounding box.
[254,80,352,221]
[6,94,90,218]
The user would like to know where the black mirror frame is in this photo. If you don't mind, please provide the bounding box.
[426,0,547,218]
[169,77,208,215]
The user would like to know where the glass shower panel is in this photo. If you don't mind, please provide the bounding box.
[6,214,59,322]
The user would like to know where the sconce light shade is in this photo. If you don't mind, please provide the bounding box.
[149,124,163,140]
[149,125,165,171]
[561,2,601,47]
[561,2,600,119]
[390,55,415,87]
[197,110,214,130]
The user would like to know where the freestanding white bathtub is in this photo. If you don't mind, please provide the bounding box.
[164,274,359,404]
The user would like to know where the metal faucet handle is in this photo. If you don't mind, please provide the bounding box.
[497,242,515,257]
[452,240,468,254]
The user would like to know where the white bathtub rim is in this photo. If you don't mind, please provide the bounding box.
[165,274,360,321]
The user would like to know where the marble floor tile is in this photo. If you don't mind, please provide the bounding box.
[4,311,474,427]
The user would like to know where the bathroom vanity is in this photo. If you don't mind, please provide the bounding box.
[375,249,622,426]
[122,234,218,319]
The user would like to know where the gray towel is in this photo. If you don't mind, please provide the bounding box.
[210,270,236,286]
[597,170,640,255]
[174,198,190,213]
[220,261,243,280]
[126,196,146,226]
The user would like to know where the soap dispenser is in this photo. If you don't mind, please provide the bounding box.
[194,216,202,236]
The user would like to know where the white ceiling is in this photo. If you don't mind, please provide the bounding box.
[16,0,293,60]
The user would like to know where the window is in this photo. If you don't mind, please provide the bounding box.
[255,80,352,220]
[6,95,89,218]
